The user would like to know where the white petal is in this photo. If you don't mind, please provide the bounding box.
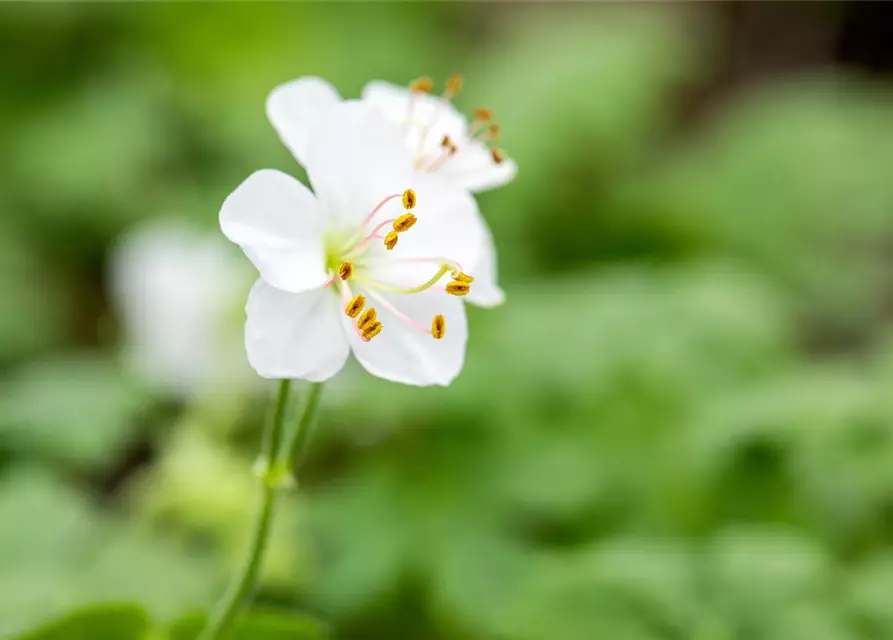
[345,289,467,386]
[304,101,414,228]
[464,227,505,308]
[362,80,469,164]
[245,280,350,381]
[220,169,327,293]
[360,81,414,122]
[440,140,518,192]
[267,77,342,165]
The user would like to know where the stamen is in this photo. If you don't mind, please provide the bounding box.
[363,218,397,240]
[467,109,495,140]
[344,294,365,318]
[384,231,399,250]
[361,321,383,342]
[357,263,453,295]
[359,256,462,277]
[425,145,457,172]
[366,288,435,337]
[349,188,417,252]
[402,188,417,210]
[338,282,372,339]
[431,314,446,339]
[473,107,493,122]
[443,74,463,99]
[362,193,403,227]
[454,272,474,284]
[491,148,506,165]
[446,281,471,296]
[393,213,417,233]
[441,134,452,148]
[358,308,378,331]
[409,77,433,93]
[338,261,354,280]
[470,120,500,143]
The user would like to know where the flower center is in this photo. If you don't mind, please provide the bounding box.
[321,189,472,342]
[400,75,507,173]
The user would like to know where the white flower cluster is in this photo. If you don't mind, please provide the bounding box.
[222,76,516,386]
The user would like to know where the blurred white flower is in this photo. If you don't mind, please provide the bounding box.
[109,218,253,396]
[221,101,487,386]
[267,75,511,307]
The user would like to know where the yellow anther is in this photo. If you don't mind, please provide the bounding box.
[447,142,458,156]
[358,308,378,331]
[446,74,463,95]
[431,314,446,339]
[473,107,493,122]
[344,295,365,318]
[446,281,470,296]
[440,134,452,148]
[361,321,383,342]
[393,213,417,233]
[491,148,506,165]
[402,188,417,210]
[410,77,433,93]
[338,261,354,280]
[454,272,474,284]
[488,123,501,141]
[384,231,399,250]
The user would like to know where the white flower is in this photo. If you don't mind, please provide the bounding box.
[109,219,254,396]
[363,77,517,193]
[266,75,514,307]
[221,101,488,386]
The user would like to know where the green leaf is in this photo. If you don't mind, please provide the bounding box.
[469,8,703,276]
[169,610,329,640]
[12,603,150,640]
[500,540,699,640]
[0,222,68,364]
[703,527,834,624]
[617,76,893,333]
[0,468,217,637]
[0,353,146,468]
[6,72,174,244]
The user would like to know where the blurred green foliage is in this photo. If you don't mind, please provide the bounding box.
[2,4,893,640]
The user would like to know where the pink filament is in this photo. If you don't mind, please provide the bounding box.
[366,289,431,336]
[356,218,397,249]
[362,194,401,227]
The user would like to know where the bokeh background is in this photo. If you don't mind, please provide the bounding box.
[3,3,893,639]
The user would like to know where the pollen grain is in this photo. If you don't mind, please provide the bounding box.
[361,321,383,341]
[344,295,365,318]
[409,77,433,93]
[446,281,471,296]
[431,314,446,339]
[358,308,378,331]
[338,261,354,280]
[393,213,417,233]
[402,188,417,210]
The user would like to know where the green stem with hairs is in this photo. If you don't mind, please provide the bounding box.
[199,378,324,640]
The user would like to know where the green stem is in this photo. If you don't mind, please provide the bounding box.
[198,378,292,640]
[282,382,324,471]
